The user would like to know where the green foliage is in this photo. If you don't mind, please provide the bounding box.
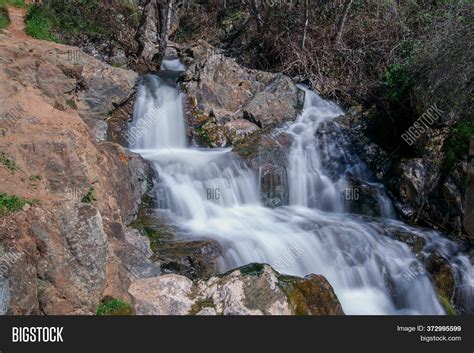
[81,187,96,203]
[96,298,133,316]
[0,152,17,173]
[24,4,57,41]
[8,0,24,8]
[0,0,25,8]
[445,119,474,169]
[382,63,412,102]
[28,174,42,181]
[0,7,9,31]
[65,99,77,110]
[25,1,109,42]
[0,193,29,216]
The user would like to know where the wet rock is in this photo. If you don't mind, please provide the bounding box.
[426,252,455,298]
[278,273,344,315]
[345,176,383,218]
[234,130,290,207]
[424,251,456,313]
[98,143,154,225]
[129,263,343,315]
[393,158,439,207]
[157,240,222,279]
[223,118,259,145]
[442,161,468,231]
[391,230,426,254]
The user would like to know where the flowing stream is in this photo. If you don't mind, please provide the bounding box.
[130,59,473,315]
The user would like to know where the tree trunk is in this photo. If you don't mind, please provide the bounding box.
[335,0,353,45]
[301,0,309,49]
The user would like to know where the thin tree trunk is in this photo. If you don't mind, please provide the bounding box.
[301,0,309,49]
[335,0,353,45]
[248,0,263,32]
[159,0,174,53]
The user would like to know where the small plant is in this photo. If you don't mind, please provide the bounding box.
[96,298,133,316]
[65,99,77,110]
[81,187,96,203]
[0,152,17,173]
[29,174,42,181]
[0,193,30,216]
[382,63,412,102]
[190,298,215,315]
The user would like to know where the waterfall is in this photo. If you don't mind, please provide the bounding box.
[130,59,473,315]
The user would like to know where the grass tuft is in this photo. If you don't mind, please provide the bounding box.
[97,298,133,316]
[0,193,32,216]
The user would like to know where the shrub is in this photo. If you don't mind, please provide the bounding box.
[382,63,412,103]
[0,152,17,173]
[81,187,96,203]
[0,6,9,31]
[96,298,133,316]
[0,193,29,216]
[24,4,57,41]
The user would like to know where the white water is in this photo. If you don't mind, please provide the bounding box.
[130,60,473,315]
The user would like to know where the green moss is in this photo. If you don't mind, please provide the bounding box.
[65,99,77,110]
[81,187,96,203]
[238,263,265,276]
[0,152,17,173]
[438,294,456,315]
[130,206,176,254]
[96,298,134,316]
[190,298,215,315]
[0,193,31,216]
[196,126,211,146]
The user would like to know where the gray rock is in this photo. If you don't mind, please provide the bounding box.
[182,41,303,147]
[129,263,343,315]
[394,158,439,206]
[233,130,291,207]
[30,202,108,314]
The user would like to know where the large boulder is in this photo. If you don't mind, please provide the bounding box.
[181,41,304,146]
[129,263,344,315]
[392,159,439,209]
[1,202,107,314]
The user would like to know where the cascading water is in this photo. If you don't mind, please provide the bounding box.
[287,86,395,217]
[130,59,473,315]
